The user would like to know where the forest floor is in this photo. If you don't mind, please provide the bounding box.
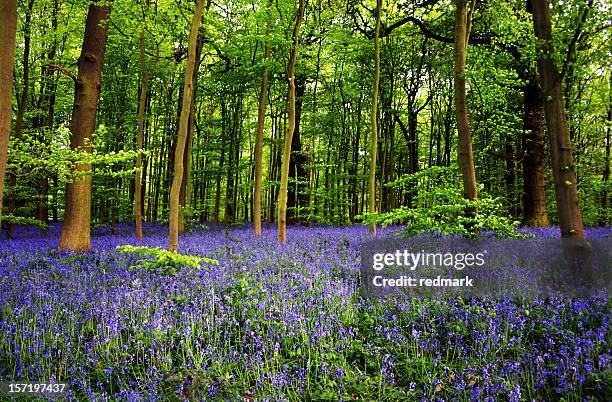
[0,223,611,401]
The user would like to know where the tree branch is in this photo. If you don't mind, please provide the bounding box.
[47,64,77,82]
[559,0,594,81]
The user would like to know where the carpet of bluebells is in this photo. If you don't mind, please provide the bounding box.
[0,223,611,401]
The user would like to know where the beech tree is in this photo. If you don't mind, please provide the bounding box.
[254,0,273,236]
[368,0,382,236]
[2,0,610,242]
[454,0,478,202]
[168,0,206,252]
[278,0,305,244]
[59,1,112,251]
[134,27,149,241]
[531,0,585,239]
[0,0,17,228]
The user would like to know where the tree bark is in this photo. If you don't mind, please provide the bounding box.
[277,0,305,244]
[532,0,585,239]
[168,0,206,251]
[368,0,382,235]
[522,77,549,226]
[0,0,17,228]
[454,0,478,202]
[601,72,611,226]
[179,33,203,233]
[287,75,308,223]
[254,0,272,235]
[59,2,112,252]
[7,0,34,238]
[134,29,149,241]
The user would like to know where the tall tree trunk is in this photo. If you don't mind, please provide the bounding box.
[287,75,308,223]
[134,29,149,241]
[179,33,203,233]
[522,77,549,226]
[59,2,112,252]
[0,0,17,229]
[277,0,305,244]
[7,0,34,237]
[454,0,478,202]
[368,0,382,235]
[532,0,585,239]
[601,71,611,226]
[213,130,225,225]
[253,0,272,235]
[37,0,59,235]
[178,99,195,232]
[505,133,517,217]
[168,0,206,251]
[351,94,363,220]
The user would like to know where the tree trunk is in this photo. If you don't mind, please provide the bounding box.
[532,0,585,239]
[179,34,202,233]
[454,0,478,202]
[0,0,17,228]
[7,0,34,238]
[522,77,549,226]
[254,0,272,235]
[288,75,308,223]
[368,0,382,235]
[59,2,112,252]
[601,71,611,226]
[168,0,206,251]
[0,0,17,229]
[178,98,195,232]
[277,0,305,244]
[213,135,225,225]
[134,29,149,241]
[37,0,59,235]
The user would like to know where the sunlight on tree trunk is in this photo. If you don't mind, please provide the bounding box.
[278,0,305,244]
[368,0,382,236]
[59,2,112,252]
[168,0,206,252]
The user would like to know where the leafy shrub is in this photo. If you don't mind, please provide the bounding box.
[1,215,48,230]
[360,165,525,237]
[116,245,218,276]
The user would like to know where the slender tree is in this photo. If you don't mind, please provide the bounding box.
[368,0,382,235]
[59,1,112,251]
[0,0,17,228]
[602,71,612,226]
[454,0,478,202]
[168,0,206,252]
[7,0,34,238]
[134,27,150,241]
[254,0,273,236]
[531,0,585,239]
[278,0,305,244]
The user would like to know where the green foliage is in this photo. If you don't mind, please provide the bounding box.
[1,215,49,230]
[359,165,525,237]
[7,128,147,182]
[116,245,218,276]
